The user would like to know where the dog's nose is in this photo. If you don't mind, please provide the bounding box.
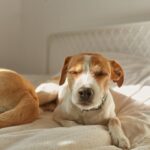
[78,87,94,101]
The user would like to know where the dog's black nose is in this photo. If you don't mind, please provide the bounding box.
[78,87,94,101]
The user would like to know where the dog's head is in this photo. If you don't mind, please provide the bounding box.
[59,52,124,110]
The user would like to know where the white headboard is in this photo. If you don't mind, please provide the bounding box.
[47,22,150,75]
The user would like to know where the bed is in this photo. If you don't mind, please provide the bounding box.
[0,22,150,150]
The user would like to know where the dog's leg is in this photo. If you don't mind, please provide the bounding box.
[37,91,58,106]
[0,92,39,128]
[108,117,130,149]
[37,91,58,111]
[36,83,59,112]
[36,83,59,104]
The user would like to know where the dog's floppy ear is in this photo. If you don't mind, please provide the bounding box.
[59,56,72,85]
[109,60,124,87]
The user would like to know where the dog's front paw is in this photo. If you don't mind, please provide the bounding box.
[112,134,130,150]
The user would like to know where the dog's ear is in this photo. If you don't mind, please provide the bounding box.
[59,56,72,85]
[109,60,124,87]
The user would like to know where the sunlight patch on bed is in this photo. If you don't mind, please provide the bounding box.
[58,140,75,146]
[113,85,150,104]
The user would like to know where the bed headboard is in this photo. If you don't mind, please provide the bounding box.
[47,22,150,75]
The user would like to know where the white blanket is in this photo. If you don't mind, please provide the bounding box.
[0,52,149,150]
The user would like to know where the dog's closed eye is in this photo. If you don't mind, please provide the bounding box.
[93,71,108,77]
[69,71,80,75]
[68,69,82,76]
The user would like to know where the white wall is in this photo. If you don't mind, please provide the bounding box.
[1,0,150,74]
[0,0,22,71]
[44,0,150,35]
[21,0,150,74]
[21,0,46,74]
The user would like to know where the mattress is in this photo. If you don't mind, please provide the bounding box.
[0,52,149,150]
[0,22,150,150]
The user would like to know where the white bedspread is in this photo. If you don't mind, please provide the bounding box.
[0,52,150,150]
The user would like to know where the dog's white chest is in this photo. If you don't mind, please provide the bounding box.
[79,106,114,125]
[57,100,116,125]
[80,110,107,125]
[56,79,116,125]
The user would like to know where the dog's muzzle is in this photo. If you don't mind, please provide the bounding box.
[78,87,94,104]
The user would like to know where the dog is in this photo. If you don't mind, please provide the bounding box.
[0,69,39,128]
[44,52,130,149]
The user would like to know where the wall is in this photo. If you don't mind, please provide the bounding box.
[44,0,150,35]
[21,0,46,74]
[1,0,150,74]
[0,0,22,71]
[22,0,150,74]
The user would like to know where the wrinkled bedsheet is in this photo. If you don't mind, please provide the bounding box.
[0,52,149,150]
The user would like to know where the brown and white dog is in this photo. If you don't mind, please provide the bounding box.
[48,53,130,149]
[0,69,39,128]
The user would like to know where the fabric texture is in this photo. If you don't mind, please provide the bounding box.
[0,52,149,150]
[1,21,150,149]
